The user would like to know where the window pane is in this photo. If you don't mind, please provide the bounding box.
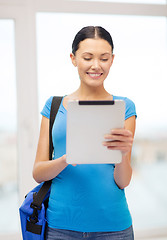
[72,0,166,4]
[36,13,167,235]
[0,20,19,233]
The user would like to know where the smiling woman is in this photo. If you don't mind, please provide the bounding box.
[33,25,137,240]
[36,12,167,238]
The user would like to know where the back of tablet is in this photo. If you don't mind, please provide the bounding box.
[66,100,125,164]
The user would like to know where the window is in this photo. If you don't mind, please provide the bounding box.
[0,20,19,233]
[37,12,167,234]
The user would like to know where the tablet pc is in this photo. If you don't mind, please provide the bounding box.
[66,100,125,164]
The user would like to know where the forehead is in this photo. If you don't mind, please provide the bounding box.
[77,38,112,54]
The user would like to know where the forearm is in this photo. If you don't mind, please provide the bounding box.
[114,154,132,189]
[33,155,68,183]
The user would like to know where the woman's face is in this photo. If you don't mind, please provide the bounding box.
[70,38,114,88]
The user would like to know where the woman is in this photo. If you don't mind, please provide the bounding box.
[33,26,137,240]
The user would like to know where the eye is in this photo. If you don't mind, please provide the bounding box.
[101,59,108,62]
[84,58,91,61]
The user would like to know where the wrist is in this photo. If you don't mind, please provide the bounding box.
[115,154,131,169]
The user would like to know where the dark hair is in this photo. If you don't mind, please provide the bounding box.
[72,26,114,55]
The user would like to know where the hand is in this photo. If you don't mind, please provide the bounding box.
[102,128,134,156]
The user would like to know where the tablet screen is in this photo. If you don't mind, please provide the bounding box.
[66,100,125,164]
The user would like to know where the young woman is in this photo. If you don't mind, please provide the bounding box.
[33,26,137,240]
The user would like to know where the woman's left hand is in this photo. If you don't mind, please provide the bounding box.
[102,128,134,156]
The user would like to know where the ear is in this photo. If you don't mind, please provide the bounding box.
[70,53,77,67]
[111,54,115,66]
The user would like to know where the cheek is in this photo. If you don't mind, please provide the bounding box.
[77,62,90,71]
[77,65,86,77]
[103,63,112,72]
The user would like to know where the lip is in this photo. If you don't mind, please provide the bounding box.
[87,72,103,79]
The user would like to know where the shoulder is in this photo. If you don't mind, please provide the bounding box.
[113,95,137,120]
[40,96,53,119]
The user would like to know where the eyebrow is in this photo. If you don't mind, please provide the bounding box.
[82,52,111,56]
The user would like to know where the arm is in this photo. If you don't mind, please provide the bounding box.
[103,115,136,189]
[33,116,68,183]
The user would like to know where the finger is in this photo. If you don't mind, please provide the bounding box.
[102,140,132,148]
[104,134,133,143]
[103,141,125,147]
[107,145,127,149]
[111,129,132,137]
[72,164,77,167]
[107,146,129,153]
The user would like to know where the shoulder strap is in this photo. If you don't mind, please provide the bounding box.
[31,96,63,209]
[49,96,63,160]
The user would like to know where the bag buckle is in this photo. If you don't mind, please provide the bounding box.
[29,214,38,224]
[29,202,42,224]
[30,202,42,211]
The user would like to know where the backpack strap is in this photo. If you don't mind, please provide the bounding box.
[31,96,63,209]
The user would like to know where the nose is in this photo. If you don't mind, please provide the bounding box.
[91,59,100,70]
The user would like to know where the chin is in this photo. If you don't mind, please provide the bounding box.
[87,81,104,88]
[88,78,105,86]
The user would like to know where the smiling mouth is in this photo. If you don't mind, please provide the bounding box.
[87,73,103,79]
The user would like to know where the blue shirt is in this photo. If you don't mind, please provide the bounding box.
[41,95,137,232]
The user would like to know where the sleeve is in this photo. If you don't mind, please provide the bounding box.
[40,96,53,119]
[124,97,137,120]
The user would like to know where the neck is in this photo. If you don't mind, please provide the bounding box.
[76,84,110,100]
